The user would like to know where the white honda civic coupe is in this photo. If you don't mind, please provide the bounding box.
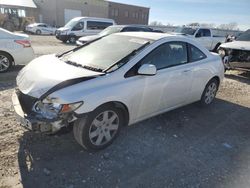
[12,32,224,151]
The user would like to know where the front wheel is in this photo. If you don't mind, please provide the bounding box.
[68,36,77,44]
[200,79,219,106]
[73,105,123,151]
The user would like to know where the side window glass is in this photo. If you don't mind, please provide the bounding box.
[196,30,202,37]
[141,42,188,70]
[73,22,84,31]
[203,29,211,37]
[189,44,207,62]
[87,21,112,30]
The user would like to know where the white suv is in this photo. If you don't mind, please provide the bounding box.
[12,32,224,151]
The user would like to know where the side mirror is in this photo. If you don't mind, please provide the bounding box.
[138,64,157,76]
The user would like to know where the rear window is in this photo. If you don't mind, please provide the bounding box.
[87,21,113,30]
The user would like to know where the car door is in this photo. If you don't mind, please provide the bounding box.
[125,41,193,120]
[195,29,212,50]
[71,21,85,37]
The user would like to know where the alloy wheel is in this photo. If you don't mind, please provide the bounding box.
[89,110,119,146]
[204,82,217,104]
[0,55,10,72]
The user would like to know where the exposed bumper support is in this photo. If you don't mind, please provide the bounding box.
[12,91,67,133]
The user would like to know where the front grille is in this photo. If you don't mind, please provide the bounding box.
[16,89,38,114]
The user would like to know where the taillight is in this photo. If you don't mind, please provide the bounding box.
[14,40,31,48]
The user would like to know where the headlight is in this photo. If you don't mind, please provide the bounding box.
[218,48,226,57]
[60,102,83,113]
[33,101,83,119]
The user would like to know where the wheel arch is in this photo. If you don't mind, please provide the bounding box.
[211,76,220,86]
[87,101,130,127]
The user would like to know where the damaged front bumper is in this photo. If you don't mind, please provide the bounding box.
[12,91,70,133]
[220,48,250,70]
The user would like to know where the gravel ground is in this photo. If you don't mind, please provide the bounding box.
[0,35,250,188]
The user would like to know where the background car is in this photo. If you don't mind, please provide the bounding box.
[55,17,115,43]
[0,28,35,72]
[76,25,163,46]
[174,27,226,51]
[218,29,250,71]
[25,23,57,35]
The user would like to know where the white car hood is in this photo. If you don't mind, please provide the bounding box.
[17,54,102,98]
[79,35,100,42]
[220,41,250,50]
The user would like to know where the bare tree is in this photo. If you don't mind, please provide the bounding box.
[218,22,238,30]
[150,21,163,26]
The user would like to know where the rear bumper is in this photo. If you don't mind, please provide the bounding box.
[12,91,66,133]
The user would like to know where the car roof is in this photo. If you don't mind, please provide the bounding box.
[114,32,176,41]
[110,25,151,29]
[71,17,114,22]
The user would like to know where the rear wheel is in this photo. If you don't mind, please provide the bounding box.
[200,79,219,105]
[36,29,42,35]
[73,105,123,151]
[0,52,13,73]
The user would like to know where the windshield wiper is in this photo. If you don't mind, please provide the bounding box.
[104,41,150,73]
[65,60,104,73]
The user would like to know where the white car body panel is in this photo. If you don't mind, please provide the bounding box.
[220,41,250,50]
[16,32,224,126]
[0,28,35,65]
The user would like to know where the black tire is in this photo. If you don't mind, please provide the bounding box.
[200,78,219,106]
[0,52,13,73]
[69,35,77,44]
[36,29,42,35]
[213,43,221,52]
[73,104,124,151]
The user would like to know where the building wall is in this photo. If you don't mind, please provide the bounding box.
[33,0,109,26]
[107,1,149,25]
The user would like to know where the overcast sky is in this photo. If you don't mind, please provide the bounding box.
[111,0,250,31]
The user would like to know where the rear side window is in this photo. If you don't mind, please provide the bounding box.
[189,44,207,62]
[87,21,113,30]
